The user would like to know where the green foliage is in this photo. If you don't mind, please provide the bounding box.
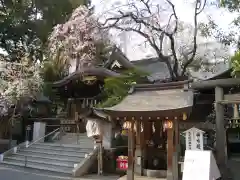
[40,53,69,100]
[220,0,240,11]
[198,19,236,46]
[97,68,148,108]
[41,55,69,82]
[0,0,90,61]
[213,0,240,48]
[231,50,240,77]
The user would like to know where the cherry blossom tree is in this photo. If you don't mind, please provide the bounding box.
[0,55,43,138]
[99,0,207,80]
[48,5,112,73]
[163,22,230,73]
[0,57,43,106]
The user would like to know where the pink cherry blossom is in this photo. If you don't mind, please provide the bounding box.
[48,6,111,71]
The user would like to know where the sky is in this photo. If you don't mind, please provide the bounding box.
[92,0,238,61]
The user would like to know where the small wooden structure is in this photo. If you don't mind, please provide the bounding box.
[95,80,194,180]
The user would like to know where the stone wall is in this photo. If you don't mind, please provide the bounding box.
[0,139,9,153]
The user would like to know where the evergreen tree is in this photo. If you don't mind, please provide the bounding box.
[0,0,91,61]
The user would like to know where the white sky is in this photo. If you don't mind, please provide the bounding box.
[92,0,238,60]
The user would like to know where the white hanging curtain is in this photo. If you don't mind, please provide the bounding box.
[86,118,102,138]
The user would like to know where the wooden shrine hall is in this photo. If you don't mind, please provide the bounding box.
[94,80,194,180]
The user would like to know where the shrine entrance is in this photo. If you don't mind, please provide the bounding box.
[143,121,167,171]
[95,80,194,180]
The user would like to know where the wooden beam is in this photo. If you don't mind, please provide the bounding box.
[191,78,240,89]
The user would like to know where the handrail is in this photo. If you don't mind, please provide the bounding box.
[23,127,63,167]
[1,141,27,160]
[1,127,65,166]
[27,128,60,148]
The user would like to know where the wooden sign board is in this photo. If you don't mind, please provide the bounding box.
[182,150,221,180]
[184,127,205,150]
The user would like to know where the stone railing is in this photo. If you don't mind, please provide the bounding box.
[72,147,98,177]
[0,141,29,162]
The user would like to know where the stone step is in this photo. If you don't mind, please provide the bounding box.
[56,138,94,143]
[60,136,93,141]
[35,143,94,150]
[65,133,87,136]
[31,144,92,153]
[4,156,75,168]
[35,142,93,148]
[59,137,93,142]
[19,149,87,158]
[55,142,94,148]
[5,154,81,166]
[1,160,72,174]
[55,143,94,148]
[15,152,84,162]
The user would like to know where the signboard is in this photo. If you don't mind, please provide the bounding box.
[116,157,128,171]
[182,150,221,180]
[184,127,205,150]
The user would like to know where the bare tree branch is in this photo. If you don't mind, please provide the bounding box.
[99,0,206,80]
[139,0,151,14]
[181,0,206,76]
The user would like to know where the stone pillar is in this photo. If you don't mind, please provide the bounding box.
[215,86,227,166]
[33,122,46,142]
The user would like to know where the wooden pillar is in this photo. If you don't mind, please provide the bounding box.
[127,120,135,180]
[173,119,179,180]
[215,86,227,166]
[97,138,103,175]
[72,101,76,119]
[135,120,143,175]
[136,120,141,146]
[167,123,174,180]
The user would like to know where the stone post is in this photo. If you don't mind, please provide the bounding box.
[215,86,227,166]
[33,122,46,142]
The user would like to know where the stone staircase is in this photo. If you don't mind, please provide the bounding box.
[0,133,96,176]
[57,133,94,147]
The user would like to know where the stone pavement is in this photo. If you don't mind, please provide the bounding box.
[0,166,119,180]
[228,158,240,180]
[118,175,166,180]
